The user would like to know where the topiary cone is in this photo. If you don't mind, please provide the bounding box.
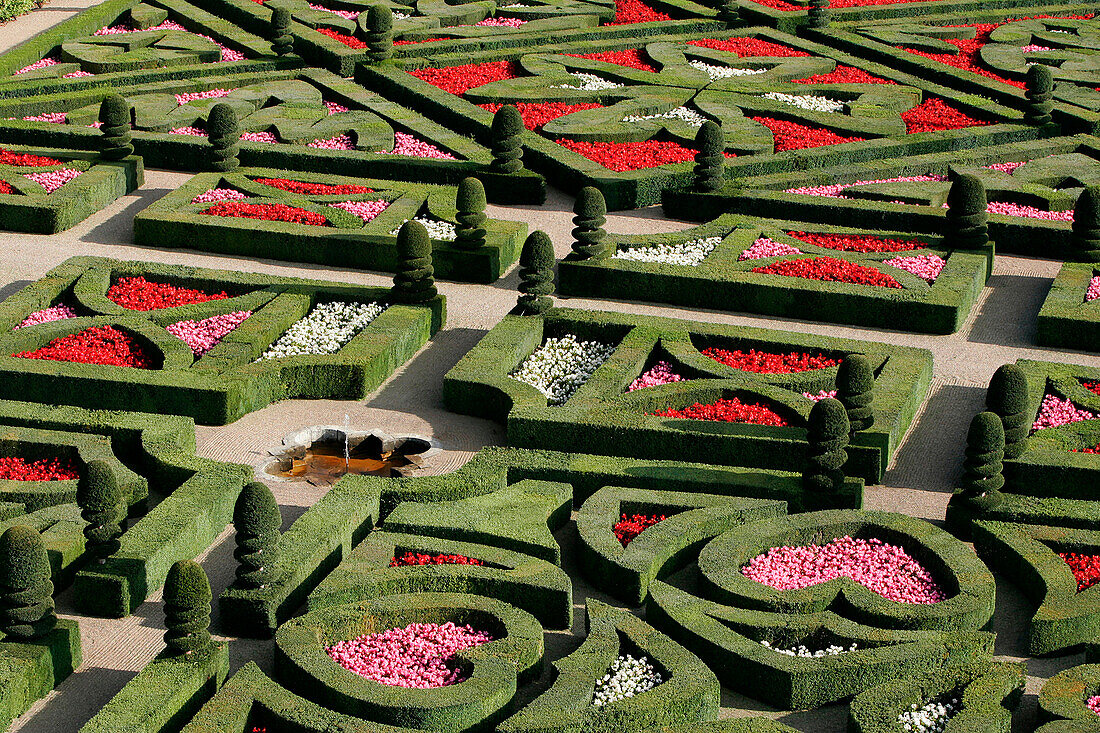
[944,173,988,249]
[270,6,294,57]
[0,526,56,640]
[98,94,133,160]
[803,398,849,494]
[1072,186,1100,262]
[77,459,125,562]
[233,482,281,589]
[837,354,874,434]
[1024,64,1054,126]
[986,364,1030,460]
[365,5,394,62]
[516,230,555,315]
[392,220,437,303]
[454,177,487,251]
[959,411,1005,512]
[490,105,524,174]
[570,187,609,260]
[207,102,241,173]
[693,121,724,193]
[807,0,830,28]
[163,559,212,655]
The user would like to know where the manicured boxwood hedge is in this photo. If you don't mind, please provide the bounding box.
[558,214,993,334]
[443,306,931,483]
[0,620,81,731]
[133,168,528,283]
[1038,262,1100,352]
[1038,663,1100,730]
[498,600,719,732]
[0,503,86,586]
[0,256,444,425]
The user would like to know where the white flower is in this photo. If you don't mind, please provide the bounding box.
[554,73,623,91]
[390,216,457,241]
[622,106,707,127]
[258,301,385,360]
[509,334,615,406]
[896,694,961,733]
[592,654,663,706]
[612,236,721,266]
[689,60,767,80]
[759,640,858,657]
[392,10,411,19]
[761,91,845,113]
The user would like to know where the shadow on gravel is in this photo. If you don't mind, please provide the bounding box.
[967,273,1050,348]
[366,327,488,412]
[0,280,32,301]
[80,186,177,245]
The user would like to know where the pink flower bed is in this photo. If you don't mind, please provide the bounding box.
[803,389,837,401]
[786,175,946,197]
[309,2,359,18]
[23,169,82,193]
[94,20,245,61]
[1088,695,1100,716]
[166,311,251,356]
[1087,276,1100,303]
[325,621,494,688]
[739,237,803,261]
[627,360,685,391]
[309,134,354,150]
[475,17,526,26]
[14,304,78,329]
[22,112,67,124]
[191,188,248,204]
[741,535,947,604]
[325,101,349,115]
[170,126,206,136]
[985,202,1073,221]
[328,200,389,223]
[15,57,59,74]
[390,131,457,159]
[176,89,234,105]
[1032,393,1099,431]
[64,70,93,78]
[241,131,278,144]
[883,254,946,284]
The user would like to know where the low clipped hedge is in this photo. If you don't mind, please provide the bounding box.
[642,724,800,733]
[443,306,931,484]
[738,0,1067,33]
[0,504,85,585]
[1038,262,1100,352]
[499,600,719,732]
[0,620,81,731]
[1038,664,1100,730]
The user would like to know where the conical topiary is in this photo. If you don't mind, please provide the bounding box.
[163,559,212,655]
[0,526,56,640]
[365,5,394,62]
[454,177,487,251]
[944,173,988,249]
[392,220,437,303]
[490,105,524,174]
[837,354,874,434]
[1024,64,1054,126]
[270,6,293,56]
[77,460,125,562]
[516,230,554,315]
[570,187,609,260]
[959,411,1005,512]
[693,121,724,193]
[807,0,830,28]
[207,102,241,173]
[986,364,1030,460]
[1071,186,1100,262]
[233,482,281,589]
[803,397,850,494]
[98,94,132,160]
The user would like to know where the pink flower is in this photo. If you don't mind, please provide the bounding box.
[1087,275,1100,303]
[241,131,278,144]
[325,622,493,688]
[63,70,94,78]
[170,126,206,136]
[786,175,946,197]
[1032,393,1099,431]
[627,360,685,391]
[388,131,457,159]
[328,199,389,222]
[309,134,355,150]
[22,113,67,124]
[803,389,837,401]
[324,101,349,115]
[309,3,360,18]
[986,201,1073,221]
[191,188,248,204]
[475,17,526,26]
[176,89,234,106]
[1088,695,1100,717]
[14,304,78,329]
[883,254,946,283]
[15,57,59,74]
[1021,44,1051,52]
[166,311,251,356]
[739,237,803,261]
[23,168,82,193]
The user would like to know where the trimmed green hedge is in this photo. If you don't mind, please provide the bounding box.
[737,0,1071,33]
[0,504,85,586]
[443,307,931,483]
[1038,664,1100,729]
[1038,262,1100,352]
[0,620,81,731]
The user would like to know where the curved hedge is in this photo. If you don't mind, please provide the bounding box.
[1038,262,1100,353]
[1038,664,1100,730]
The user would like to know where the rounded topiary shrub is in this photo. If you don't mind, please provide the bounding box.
[163,559,212,655]
[0,525,56,640]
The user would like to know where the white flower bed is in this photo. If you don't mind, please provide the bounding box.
[898,693,960,733]
[509,334,615,406]
[689,60,767,80]
[612,236,722,266]
[258,301,385,360]
[392,10,411,19]
[554,73,624,91]
[759,640,858,657]
[390,216,457,241]
[592,654,663,707]
[622,106,707,127]
[761,92,846,113]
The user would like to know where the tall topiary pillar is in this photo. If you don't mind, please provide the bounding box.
[986,364,1030,460]
[233,482,281,589]
[207,103,241,173]
[944,173,988,249]
[570,187,609,260]
[0,526,56,640]
[516,230,554,315]
[837,354,874,435]
[270,6,293,57]
[693,121,724,193]
[454,177,487,251]
[803,398,850,494]
[490,105,524,174]
[807,0,830,28]
[1024,64,1054,126]
[959,412,1005,512]
[392,220,437,303]
[78,460,125,562]
[365,5,393,62]
[98,94,132,160]
[163,560,212,656]
[1071,186,1100,262]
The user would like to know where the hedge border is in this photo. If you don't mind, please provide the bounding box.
[0,620,81,732]
[0,503,86,586]
[1038,262,1100,352]
[1039,663,1100,728]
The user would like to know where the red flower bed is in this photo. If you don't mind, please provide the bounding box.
[316,27,366,48]
[1084,381,1100,397]
[409,61,520,96]
[751,117,866,151]
[478,102,604,130]
[1073,443,1100,455]
[614,513,667,546]
[751,256,902,288]
[902,24,1022,88]
[566,49,658,72]
[107,276,229,311]
[252,177,374,195]
[1059,552,1100,591]
[609,0,672,24]
[686,38,809,58]
[786,231,925,253]
[0,149,64,166]
[750,0,936,10]
[200,201,332,226]
[14,325,155,369]
[702,347,840,373]
[902,98,990,134]
[653,396,791,426]
[0,456,79,481]
[556,139,700,171]
[390,552,485,567]
[0,181,14,195]
[793,65,894,85]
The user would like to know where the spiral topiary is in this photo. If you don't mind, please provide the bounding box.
[392,220,437,303]
[985,364,1030,460]
[233,482,281,589]
[365,5,393,62]
[570,187,609,260]
[78,459,125,562]
[97,94,132,160]
[693,121,725,193]
[959,412,1005,512]
[1024,64,1054,126]
[163,559,212,655]
[1071,186,1100,262]
[454,177,487,251]
[270,6,293,56]
[944,173,988,249]
[207,102,241,173]
[803,398,849,494]
[0,526,56,640]
[807,0,830,28]
[490,105,524,174]
[837,354,875,434]
[516,230,555,315]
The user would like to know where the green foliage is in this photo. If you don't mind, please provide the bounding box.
[77,459,125,561]
[391,220,437,303]
[270,7,293,57]
[807,0,830,28]
[365,5,394,62]
[163,560,212,656]
[693,121,724,193]
[516,230,554,315]
[454,177,487,251]
[1024,64,1054,126]
[960,412,1005,512]
[207,103,240,173]
[232,482,280,590]
[0,0,33,22]
[944,174,988,249]
[491,105,525,174]
[98,94,133,161]
[803,398,849,494]
[0,525,56,639]
[570,187,609,260]
[1071,186,1100,261]
[717,0,738,23]
[985,364,1030,460]
[837,354,874,434]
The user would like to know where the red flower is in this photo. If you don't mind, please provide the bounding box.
[652,396,791,426]
[252,177,374,195]
[750,0,944,10]
[200,201,332,226]
[608,0,672,24]
[751,256,902,288]
[0,456,79,481]
[478,102,604,130]
[687,37,809,58]
[567,49,658,72]
[390,552,485,567]
[0,149,64,166]
[786,231,925,252]
[793,65,894,85]
[0,181,14,195]
[614,513,667,546]
[1073,444,1100,455]
[1083,381,1100,397]
[14,325,155,369]
[556,138,700,171]
[410,61,520,96]
[316,27,367,48]
[750,117,866,151]
[1059,552,1100,591]
[107,276,229,311]
[901,97,990,133]
[702,347,840,373]
[393,38,447,45]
